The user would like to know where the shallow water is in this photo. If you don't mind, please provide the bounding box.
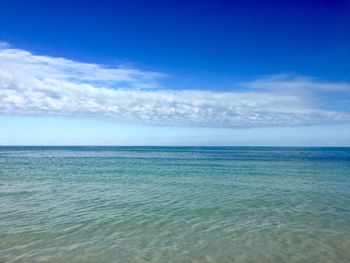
[1,147,350,262]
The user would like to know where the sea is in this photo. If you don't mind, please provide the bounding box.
[1,146,349,262]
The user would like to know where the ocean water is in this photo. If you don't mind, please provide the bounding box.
[0,147,350,263]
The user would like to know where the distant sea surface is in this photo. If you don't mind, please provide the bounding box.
[1,147,350,262]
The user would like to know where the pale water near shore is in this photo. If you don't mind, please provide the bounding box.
[1,147,350,262]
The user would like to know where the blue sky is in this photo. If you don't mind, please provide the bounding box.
[0,0,350,146]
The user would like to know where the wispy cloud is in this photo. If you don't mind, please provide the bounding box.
[244,73,350,92]
[0,44,349,128]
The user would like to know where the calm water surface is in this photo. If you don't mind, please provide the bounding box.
[1,147,350,262]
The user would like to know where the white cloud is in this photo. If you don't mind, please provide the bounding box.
[0,44,349,128]
[244,73,350,92]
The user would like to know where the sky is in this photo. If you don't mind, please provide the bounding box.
[0,0,350,146]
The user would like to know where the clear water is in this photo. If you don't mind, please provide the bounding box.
[1,147,350,262]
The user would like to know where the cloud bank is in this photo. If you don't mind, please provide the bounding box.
[1,44,349,128]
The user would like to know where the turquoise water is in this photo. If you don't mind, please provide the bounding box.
[1,147,350,262]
